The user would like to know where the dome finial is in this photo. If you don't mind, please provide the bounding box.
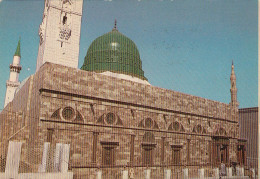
[113,19,118,31]
[114,19,117,29]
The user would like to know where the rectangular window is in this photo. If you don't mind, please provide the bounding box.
[173,149,181,165]
[237,145,246,166]
[102,147,115,166]
[142,149,153,166]
[212,137,230,166]
[100,141,119,166]
[171,145,182,165]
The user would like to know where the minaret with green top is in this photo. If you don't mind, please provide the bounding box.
[4,38,22,107]
[14,38,21,57]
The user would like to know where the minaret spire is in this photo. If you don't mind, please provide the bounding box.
[230,61,239,107]
[4,38,22,107]
[14,37,21,57]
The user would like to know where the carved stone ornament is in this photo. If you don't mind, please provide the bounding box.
[39,15,46,44]
[62,0,72,10]
[39,26,44,44]
[59,25,71,41]
[63,0,72,4]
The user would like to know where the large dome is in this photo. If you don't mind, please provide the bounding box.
[81,25,147,80]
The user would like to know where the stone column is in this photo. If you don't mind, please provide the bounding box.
[144,169,151,179]
[129,168,135,179]
[198,168,204,179]
[164,169,171,179]
[92,132,99,165]
[161,137,165,165]
[216,144,220,164]
[130,135,135,166]
[250,168,255,178]
[208,140,212,165]
[60,144,70,173]
[212,141,216,166]
[241,167,244,176]
[97,170,102,179]
[227,145,230,166]
[226,167,232,177]
[53,143,64,172]
[122,170,128,179]
[236,166,241,176]
[5,141,23,178]
[183,168,188,179]
[244,147,247,165]
[213,168,219,178]
[38,142,50,172]
[186,138,190,165]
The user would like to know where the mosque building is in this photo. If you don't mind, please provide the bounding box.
[0,0,247,178]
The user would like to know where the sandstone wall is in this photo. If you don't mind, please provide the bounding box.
[36,63,240,178]
[0,63,240,178]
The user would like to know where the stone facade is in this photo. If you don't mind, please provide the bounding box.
[0,63,242,178]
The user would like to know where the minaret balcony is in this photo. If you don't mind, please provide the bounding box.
[6,80,20,87]
[9,64,22,72]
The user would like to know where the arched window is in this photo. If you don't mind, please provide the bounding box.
[138,118,159,130]
[168,121,185,132]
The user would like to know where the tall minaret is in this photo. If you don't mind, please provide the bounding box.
[36,0,83,72]
[230,61,239,107]
[4,39,22,107]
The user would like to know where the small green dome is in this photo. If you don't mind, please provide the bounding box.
[81,26,147,80]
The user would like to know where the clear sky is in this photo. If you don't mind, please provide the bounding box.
[0,0,258,109]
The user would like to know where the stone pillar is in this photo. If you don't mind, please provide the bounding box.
[236,166,240,176]
[144,169,151,179]
[208,140,212,165]
[226,167,232,177]
[54,143,63,172]
[5,141,22,178]
[198,168,204,178]
[122,170,128,179]
[60,144,70,173]
[164,169,171,179]
[213,168,219,178]
[244,148,247,165]
[130,135,135,166]
[241,167,244,176]
[92,132,98,165]
[129,168,135,179]
[250,168,255,178]
[227,145,230,166]
[183,168,188,179]
[97,170,102,179]
[38,142,50,172]
[212,142,216,166]
[216,145,220,164]
[186,138,190,165]
[161,137,165,165]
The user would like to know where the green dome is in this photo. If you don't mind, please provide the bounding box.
[81,27,147,80]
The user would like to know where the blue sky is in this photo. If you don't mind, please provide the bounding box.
[0,0,258,109]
